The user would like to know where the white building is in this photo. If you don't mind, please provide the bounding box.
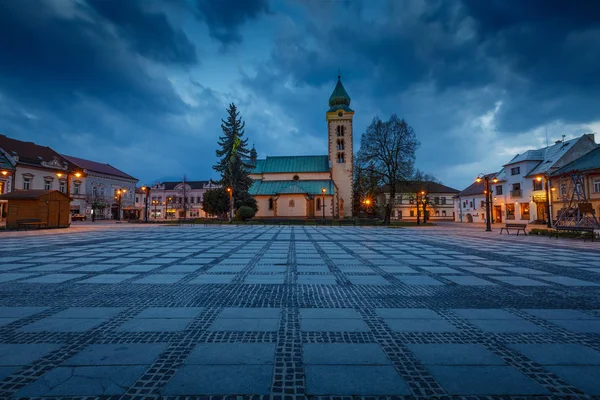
[147,180,219,219]
[62,155,138,220]
[455,134,597,224]
[380,181,459,221]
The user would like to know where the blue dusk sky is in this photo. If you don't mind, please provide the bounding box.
[1,0,599,189]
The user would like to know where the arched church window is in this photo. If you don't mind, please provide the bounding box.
[337,139,344,150]
[337,152,345,163]
[336,125,345,137]
[289,199,295,208]
[316,198,321,211]
[268,198,274,210]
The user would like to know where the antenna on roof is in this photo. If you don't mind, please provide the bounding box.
[562,134,566,143]
[545,127,549,147]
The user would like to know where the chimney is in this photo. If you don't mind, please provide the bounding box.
[554,140,562,145]
[586,133,595,143]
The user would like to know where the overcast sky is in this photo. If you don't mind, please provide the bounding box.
[1,0,599,189]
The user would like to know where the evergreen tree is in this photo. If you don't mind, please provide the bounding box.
[213,103,257,211]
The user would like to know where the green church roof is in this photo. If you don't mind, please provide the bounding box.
[328,76,353,112]
[249,155,330,174]
[249,180,335,196]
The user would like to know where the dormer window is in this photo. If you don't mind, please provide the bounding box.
[511,167,520,175]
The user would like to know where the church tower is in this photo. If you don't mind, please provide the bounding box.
[326,75,354,218]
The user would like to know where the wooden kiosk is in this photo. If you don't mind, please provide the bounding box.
[0,190,71,229]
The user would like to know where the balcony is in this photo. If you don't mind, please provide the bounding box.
[510,189,523,198]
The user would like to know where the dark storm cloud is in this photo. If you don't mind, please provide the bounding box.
[86,0,198,64]
[193,0,269,45]
[0,0,190,115]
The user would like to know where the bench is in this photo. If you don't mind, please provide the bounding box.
[500,223,527,235]
[16,219,46,230]
[554,226,595,242]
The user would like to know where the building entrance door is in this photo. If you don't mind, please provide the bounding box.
[536,203,547,223]
[494,205,502,223]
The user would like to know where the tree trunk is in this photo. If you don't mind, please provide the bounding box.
[384,184,395,225]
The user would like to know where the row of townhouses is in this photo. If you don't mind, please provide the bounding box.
[0,134,138,222]
[0,134,220,224]
[454,133,600,225]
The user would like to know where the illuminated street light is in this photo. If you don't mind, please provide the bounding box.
[475,173,493,232]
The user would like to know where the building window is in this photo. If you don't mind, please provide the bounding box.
[44,180,51,191]
[532,180,543,191]
[409,197,414,204]
[23,176,31,190]
[268,198,274,210]
[337,152,345,163]
[506,204,515,220]
[560,184,567,197]
[336,125,345,137]
[434,196,440,205]
[190,197,194,203]
[197,196,201,203]
[480,200,485,208]
[520,203,530,220]
[575,183,583,195]
[410,210,414,217]
[435,210,440,216]
[289,199,295,207]
[469,201,473,208]
[73,182,81,195]
[59,181,66,193]
[337,139,345,150]
[594,179,600,193]
[398,210,402,219]
[316,198,321,211]
[136,196,139,203]
[441,197,446,205]
[92,186,97,196]
[0,181,4,194]
[511,167,520,175]
[496,185,503,195]
[442,210,447,216]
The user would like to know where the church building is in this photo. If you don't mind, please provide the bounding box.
[249,76,354,218]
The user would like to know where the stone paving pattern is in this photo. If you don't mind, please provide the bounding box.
[0,225,600,399]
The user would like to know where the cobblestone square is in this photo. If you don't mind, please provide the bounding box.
[0,224,600,399]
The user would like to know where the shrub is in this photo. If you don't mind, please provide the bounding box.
[235,206,256,221]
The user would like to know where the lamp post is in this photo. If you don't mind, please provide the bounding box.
[476,174,498,232]
[536,175,552,228]
[114,188,127,221]
[141,186,150,222]
[420,191,428,224]
[226,187,233,222]
[321,187,326,222]
[165,196,172,220]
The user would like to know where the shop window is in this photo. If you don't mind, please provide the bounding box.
[506,204,515,220]
[442,210,447,216]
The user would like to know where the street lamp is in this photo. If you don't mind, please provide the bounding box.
[475,174,497,232]
[536,175,552,228]
[114,188,127,221]
[165,196,172,220]
[363,198,371,217]
[226,187,233,222]
[141,185,150,222]
[152,199,159,220]
[321,187,326,222]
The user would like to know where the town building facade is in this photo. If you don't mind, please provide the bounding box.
[249,76,354,218]
[380,181,459,221]
[147,180,219,219]
[62,155,138,220]
[455,134,597,224]
[549,146,600,223]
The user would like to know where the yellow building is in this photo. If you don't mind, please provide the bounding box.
[249,76,354,218]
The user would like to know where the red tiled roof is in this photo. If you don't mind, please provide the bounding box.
[0,134,68,168]
[62,155,137,180]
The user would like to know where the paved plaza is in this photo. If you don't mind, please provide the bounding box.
[0,224,600,399]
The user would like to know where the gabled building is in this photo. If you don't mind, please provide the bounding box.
[248,75,354,218]
[454,173,498,223]
[550,146,600,222]
[492,134,596,223]
[379,181,459,221]
[62,155,138,219]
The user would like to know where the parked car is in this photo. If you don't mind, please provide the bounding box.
[72,214,86,221]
